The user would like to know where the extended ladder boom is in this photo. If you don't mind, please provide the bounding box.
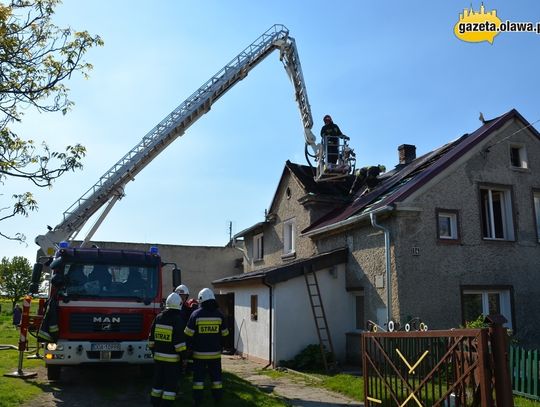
[36,24,316,254]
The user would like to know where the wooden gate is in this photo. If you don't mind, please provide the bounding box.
[362,329,494,406]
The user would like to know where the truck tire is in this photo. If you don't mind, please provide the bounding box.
[47,365,61,381]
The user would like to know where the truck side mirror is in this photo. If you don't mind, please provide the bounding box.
[29,263,43,294]
[172,268,181,289]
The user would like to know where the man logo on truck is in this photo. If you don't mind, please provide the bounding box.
[93,316,121,323]
[93,316,120,331]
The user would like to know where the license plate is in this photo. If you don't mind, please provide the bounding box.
[91,343,121,351]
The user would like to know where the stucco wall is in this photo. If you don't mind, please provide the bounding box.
[84,241,242,299]
[242,171,317,272]
[391,120,540,345]
[316,225,393,329]
[218,284,271,362]
[215,263,352,365]
[273,263,352,364]
[310,118,540,348]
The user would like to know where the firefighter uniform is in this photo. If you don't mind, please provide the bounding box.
[148,293,187,406]
[184,288,229,406]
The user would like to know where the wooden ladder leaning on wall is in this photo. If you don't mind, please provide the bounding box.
[303,264,335,372]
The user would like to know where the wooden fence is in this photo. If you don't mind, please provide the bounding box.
[362,316,514,406]
[510,345,540,401]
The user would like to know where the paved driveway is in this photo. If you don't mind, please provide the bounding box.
[222,355,364,407]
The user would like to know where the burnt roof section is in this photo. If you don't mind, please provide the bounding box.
[212,247,348,287]
[303,109,540,234]
[268,161,355,214]
[286,161,355,195]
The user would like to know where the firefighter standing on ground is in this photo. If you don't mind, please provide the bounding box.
[148,292,187,406]
[175,284,197,374]
[175,284,197,323]
[184,288,229,406]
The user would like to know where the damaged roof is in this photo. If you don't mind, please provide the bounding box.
[212,247,348,287]
[285,160,355,195]
[267,161,355,215]
[302,108,540,235]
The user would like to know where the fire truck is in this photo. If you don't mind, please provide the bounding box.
[29,24,356,381]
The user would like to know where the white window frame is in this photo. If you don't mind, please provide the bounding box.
[480,187,514,241]
[253,233,264,261]
[283,218,296,255]
[534,192,540,242]
[462,288,513,329]
[437,210,458,240]
[509,144,528,169]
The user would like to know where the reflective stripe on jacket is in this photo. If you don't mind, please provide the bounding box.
[149,308,187,362]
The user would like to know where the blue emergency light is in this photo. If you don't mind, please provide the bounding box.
[150,246,159,255]
[59,241,69,249]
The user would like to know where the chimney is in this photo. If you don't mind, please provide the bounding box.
[398,144,416,165]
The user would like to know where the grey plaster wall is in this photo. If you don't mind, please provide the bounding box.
[392,120,540,346]
[315,221,395,329]
[309,118,540,347]
[241,171,317,272]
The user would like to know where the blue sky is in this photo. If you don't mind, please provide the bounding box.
[2,0,540,262]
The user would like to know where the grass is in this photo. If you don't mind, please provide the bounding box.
[0,300,45,407]
[516,396,540,407]
[261,366,540,407]
[0,298,288,406]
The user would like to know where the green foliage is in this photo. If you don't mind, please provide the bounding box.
[0,0,103,242]
[279,344,333,371]
[463,314,489,329]
[0,256,32,308]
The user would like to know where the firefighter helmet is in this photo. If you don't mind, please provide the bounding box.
[175,284,189,296]
[165,292,182,309]
[198,288,215,303]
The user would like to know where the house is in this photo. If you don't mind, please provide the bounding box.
[214,108,540,366]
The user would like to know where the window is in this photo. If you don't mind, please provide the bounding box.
[480,186,514,240]
[250,295,258,321]
[283,218,296,255]
[437,209,459,241]
[534,192,540,242]
[286,187,292,199]
[253,233,264,261]
[462,287,513,329]
[510,144,528,169]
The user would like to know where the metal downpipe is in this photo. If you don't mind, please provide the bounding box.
[370,212,392,324]
[263,279,273,369]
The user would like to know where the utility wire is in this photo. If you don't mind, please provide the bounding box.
[485,117,540,151]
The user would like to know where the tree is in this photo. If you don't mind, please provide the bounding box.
[0,0,103,241]
[0,255,32,309]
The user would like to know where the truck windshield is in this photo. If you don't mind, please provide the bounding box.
[63,263,158,300]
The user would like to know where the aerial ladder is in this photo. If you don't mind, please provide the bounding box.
[35,24,355,256]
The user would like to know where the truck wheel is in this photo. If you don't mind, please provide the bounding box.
[47,365,61,381]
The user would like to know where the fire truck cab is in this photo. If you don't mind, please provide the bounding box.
[34,244,179,380]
